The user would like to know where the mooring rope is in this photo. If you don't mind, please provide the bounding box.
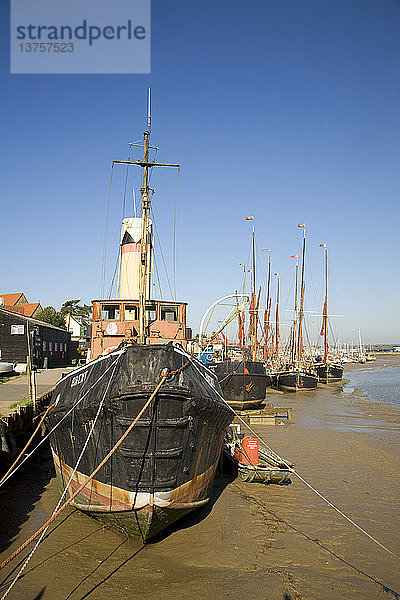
[292,472,400,561]
[0,353,123,489]
[0,353,124,600]
[173,346,400,563]
[0,373,168,598]
[0,356,191,585]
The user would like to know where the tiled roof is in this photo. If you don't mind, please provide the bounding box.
[0,292,24,306]
[5,303,42,317]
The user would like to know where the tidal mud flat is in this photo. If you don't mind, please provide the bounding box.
[0,358,399,599]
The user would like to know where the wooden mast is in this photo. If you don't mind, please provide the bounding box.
[138,128,151,343]
[291,255,299,364]
[251,225,257,361]
[263,250,271,362]
[296,224,306,365]
[238,263,246,347]
[274,273,280,358]
[112,90,180,344]
[323,246,328,363]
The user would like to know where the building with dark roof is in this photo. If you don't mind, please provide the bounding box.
[0,307,71,368]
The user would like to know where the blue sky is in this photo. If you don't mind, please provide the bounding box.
[1,0,399,344]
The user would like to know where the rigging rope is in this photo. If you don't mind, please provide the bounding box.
[101,163,114,298]
[150,206,174,298]
[0,372,168,579]
[0,356,191,582]
[173,168,180,301]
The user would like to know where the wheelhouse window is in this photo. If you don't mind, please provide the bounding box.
[145,304,157,322]
[101,304,120,320]
[161,306,178,323]
[124,304,138,321]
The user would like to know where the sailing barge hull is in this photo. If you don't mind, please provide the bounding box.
[316,364,344,383]
[213,361,269,410]
[278,371,318,392]
[46,344,233,541]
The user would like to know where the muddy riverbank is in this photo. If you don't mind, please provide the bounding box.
[0,357,399,599]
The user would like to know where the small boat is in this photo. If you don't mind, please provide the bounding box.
[223,426,292,484]
[0,362,15,375]
[358,328,366,363]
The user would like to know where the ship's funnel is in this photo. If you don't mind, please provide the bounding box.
[119,217,152,299]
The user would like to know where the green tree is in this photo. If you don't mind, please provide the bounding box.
[60,299,81,316]
[60,300,92,318]
[36,306,67,329]
[75,303,92,318]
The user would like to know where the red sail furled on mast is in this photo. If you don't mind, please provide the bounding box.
[320,300,328,337]
[275,309,280,357]
[236,294,244,347]
[249,292,255,346]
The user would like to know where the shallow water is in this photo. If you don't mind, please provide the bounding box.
[344,362,400,407]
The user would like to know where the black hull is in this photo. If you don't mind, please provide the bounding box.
[316,363,344,383]
[213,360,269,410]
[278,370,318,392]
[46,344,233,541]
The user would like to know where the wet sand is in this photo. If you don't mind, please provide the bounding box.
[1,357,399,599]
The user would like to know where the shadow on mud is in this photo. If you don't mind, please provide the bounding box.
[149,467,237,544]
[0,442,55,555]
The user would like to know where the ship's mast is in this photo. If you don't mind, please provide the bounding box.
[274,273,280,359]
[138,129,151,342]
[112,90,179,344]
[291,256,299,364]
[296,224,306,365]
[264,250,271,361]
[324,247,328,363]
[251,225,257,360]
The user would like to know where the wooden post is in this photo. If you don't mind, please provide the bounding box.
[26,324,37,412]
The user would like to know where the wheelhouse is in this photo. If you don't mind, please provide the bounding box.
[90,299,191,359]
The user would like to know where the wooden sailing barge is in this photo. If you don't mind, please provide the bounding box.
[214,359,269,411]
[277,225,318,392]
[315,244,344,383]
[213,223,269,410]
[46,103,233,541]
